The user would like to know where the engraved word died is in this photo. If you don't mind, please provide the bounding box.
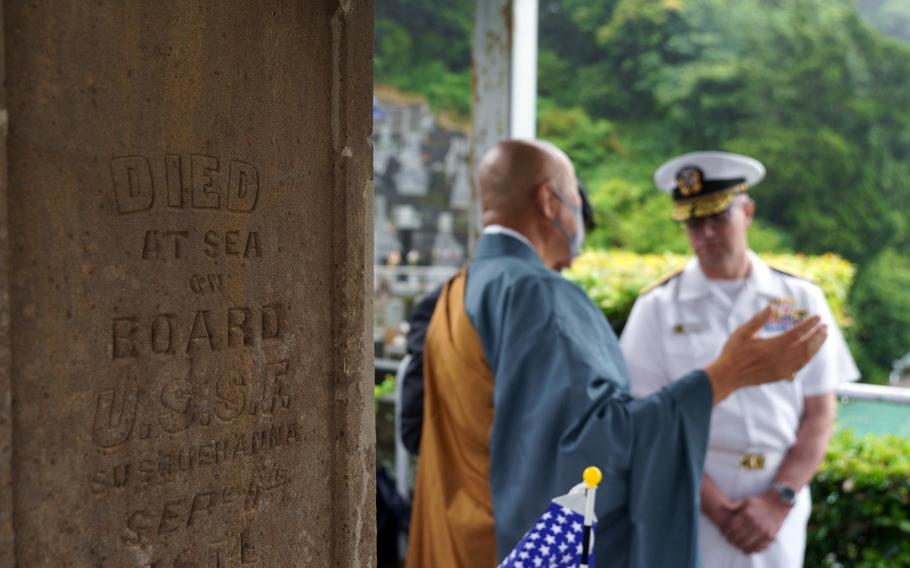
[110,153,259,215]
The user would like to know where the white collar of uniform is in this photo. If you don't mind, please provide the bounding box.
[747,250,786,298]
[679,250,783,301]
[482,224,535,252]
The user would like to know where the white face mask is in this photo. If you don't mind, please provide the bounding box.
[547,186,585,258]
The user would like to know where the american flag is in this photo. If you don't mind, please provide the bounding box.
[498,495,595,568]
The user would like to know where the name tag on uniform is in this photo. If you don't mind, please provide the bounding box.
[765,297,808,332]
[672,322,706,334]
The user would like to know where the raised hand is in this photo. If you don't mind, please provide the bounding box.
[705,306,827,405]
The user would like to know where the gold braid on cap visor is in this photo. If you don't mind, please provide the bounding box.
[671,182,749,222]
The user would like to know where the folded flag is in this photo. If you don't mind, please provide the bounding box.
[498,467,602,568]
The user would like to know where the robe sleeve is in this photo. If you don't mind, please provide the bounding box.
[479,275,713,567]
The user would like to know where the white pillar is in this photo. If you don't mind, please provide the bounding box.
[510,0,539,140]
[470,0,539,248]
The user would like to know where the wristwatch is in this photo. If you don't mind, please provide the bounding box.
[771,483,797,507]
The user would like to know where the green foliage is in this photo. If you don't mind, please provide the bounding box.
[538,104,616,173]
[375,0,473,121]
[808,430,910,567]
[375,374,396,399]
[374,374,396,413]
[723,126,901,263]
[376,0,472,72]
[565,249,855,335]
[587,177,690,253]
[657,0,910,263]
[565,249,683,333]
[376,0,910,381]
[378,0,910,262]
[542,0,898,262]
[748,220,795,253]
[850,249,910,384]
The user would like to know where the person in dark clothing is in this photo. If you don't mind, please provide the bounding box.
[376,464,410,565]
[398,184,598,455]
[399,286,442,454]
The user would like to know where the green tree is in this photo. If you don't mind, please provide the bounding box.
[541,0,694,119]
[659,0,910,262]
[850,248,910,384]
[375,0,473,120]
[375,0,910,381]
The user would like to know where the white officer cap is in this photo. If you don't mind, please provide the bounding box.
[654,151,765,222]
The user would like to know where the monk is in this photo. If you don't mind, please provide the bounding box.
[406,139,828,567]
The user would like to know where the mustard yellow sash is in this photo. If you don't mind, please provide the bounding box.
[406,270,496,567]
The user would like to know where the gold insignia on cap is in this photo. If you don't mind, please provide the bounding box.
[671,182,749,222]
[676,167,703,197]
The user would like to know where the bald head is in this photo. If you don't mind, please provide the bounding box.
[477,139,575,220]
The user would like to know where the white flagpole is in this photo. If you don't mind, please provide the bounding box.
[580,466,602,568]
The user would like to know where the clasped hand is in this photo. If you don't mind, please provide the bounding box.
[711,491,791,554]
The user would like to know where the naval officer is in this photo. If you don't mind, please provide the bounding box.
[407,141,829,567]
[620,151,859,567]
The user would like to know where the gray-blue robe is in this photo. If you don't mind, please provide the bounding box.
[466,233,713,566]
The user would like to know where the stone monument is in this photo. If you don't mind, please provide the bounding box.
[0,1,375,565]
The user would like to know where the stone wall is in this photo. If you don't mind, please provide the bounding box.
[0,1,374,565]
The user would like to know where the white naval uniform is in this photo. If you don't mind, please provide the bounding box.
[619,251,859,568]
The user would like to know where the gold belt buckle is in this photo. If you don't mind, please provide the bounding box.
[740,453,766,470]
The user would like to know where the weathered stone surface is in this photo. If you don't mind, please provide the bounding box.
[3,1,374,566]
[0,4,14,566]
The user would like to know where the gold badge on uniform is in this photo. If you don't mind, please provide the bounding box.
[765,297,809,332]
[740,453,766,470]
[673,322,706,334]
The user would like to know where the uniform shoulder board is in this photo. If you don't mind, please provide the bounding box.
[639,268,683,295]
[768,263,816,284]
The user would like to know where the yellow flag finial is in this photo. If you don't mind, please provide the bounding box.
[583,466,602,489]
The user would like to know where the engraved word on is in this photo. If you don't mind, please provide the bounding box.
[190,274,226,295]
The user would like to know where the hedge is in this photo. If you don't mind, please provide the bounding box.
[808,430,910,567]
[565,250,910,564]
[565,249,855,335]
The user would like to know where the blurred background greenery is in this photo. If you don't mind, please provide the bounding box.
[564,250,856,333]
[375,0,910,384]
[374,2,910,564]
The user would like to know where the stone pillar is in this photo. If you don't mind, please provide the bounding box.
[0,4,13,566]
[1,1,374,566]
